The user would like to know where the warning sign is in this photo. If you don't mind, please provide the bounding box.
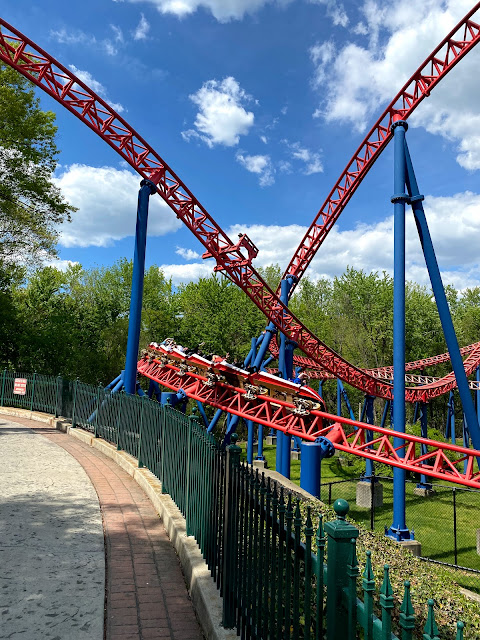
[13,378,27,395]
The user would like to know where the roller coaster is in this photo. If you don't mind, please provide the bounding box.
[2,6,480,529]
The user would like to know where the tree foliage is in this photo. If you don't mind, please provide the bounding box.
[0,63,75,264]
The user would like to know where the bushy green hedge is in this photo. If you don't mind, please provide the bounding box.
[299,499,480,639]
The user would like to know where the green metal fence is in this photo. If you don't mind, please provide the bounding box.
[0,372,467,639]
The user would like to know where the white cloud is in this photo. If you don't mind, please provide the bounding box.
[134,13,150,39]
[113,0,293,22]
[110,24,124,43]
[182,77,255,148]
[43,258,80,272]
[176,246,201,260]
[309,0,480,169]
[54,164,181,247]
[69,65,125,113]
[236,153,275,186]
[159,262,213,285]
[50,28,120,56]
[309,0,349,27]
[285,141,323,174]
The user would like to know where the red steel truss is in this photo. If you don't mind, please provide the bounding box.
[2,11,480,402]
[137,353,480,490]
[279,4,480,298]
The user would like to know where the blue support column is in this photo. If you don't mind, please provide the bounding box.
[413,402,419,424]
[445,391,455,444]
[477,366,480,424]
[463,414,470,473]
[124,179,157,395]
[337,379,342,417]
[364,395,375,480]
[246,420,254,464]
[388,119,410,541]
[380,400,390,429]
[404,140,480,452]
[255,423,265,461]
[300,442,322,497]
[417,403,432,490]
[337,379,356,421]
[276,429,283,472]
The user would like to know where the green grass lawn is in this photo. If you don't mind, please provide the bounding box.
[239,439,480,592]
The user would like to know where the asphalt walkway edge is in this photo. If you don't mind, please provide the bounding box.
[0,407,237,640]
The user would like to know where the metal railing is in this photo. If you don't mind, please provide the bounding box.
[0,371,468,639]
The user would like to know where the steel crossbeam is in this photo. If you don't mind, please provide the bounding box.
[137,354,480,489]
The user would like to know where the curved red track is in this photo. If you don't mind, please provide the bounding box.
[2,10,479,402]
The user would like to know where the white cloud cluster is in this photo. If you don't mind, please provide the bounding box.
[236,153,275,186]
[133,13,150,39]
[175,246,201,260]
[158,191,480,289]
[50,27,121,56]
[285,141,323,174]
[182,77,255,148]
[55,164,181,247]
[310,1,480,169]
[112,0,290,22]
[68,65,125,113]
[309,0,348,27]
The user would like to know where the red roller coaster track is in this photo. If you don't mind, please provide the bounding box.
[1,9,479,403]
[137,348,480,490]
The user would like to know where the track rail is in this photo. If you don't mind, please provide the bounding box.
[137,352,480,489]
[2,13,479,402]
[279,4,480,298]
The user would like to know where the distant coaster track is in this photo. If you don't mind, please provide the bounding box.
[1,7,479,402]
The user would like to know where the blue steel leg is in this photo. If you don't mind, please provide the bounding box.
[445,391,455,443]
[380,400,390,428]
[417,403,432,490]
[276,430,283,472]
[337,379,342,417]
[404,140,480,453]
[364,395,375,480]
[281,433,292,478]
[360,398,367,423]
[124,179,157,395]
[293,436,301,452]
[338,379,356,421]
[413,402,419,424]
[256,423,265,460]
[477,366,480,424]
[196,401,209,428]
[247,420,254,464]
[463,415,470,473]
[388,119,410,541]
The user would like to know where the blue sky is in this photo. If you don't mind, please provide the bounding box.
[3,0,480,290]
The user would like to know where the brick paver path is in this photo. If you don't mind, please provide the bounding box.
[8,417,204,640]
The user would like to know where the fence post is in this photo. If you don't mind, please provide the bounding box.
[325,499,359,640]
[55,375,62,418]
[222,433,241,629]
[71,378,79,428]
[185,408,198,536]
[30,372,37,412]
[94,383,101,438]
[1,369,6,406]
[138,396,146,468]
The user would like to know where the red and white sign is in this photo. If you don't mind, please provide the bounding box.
[13,378,27,395]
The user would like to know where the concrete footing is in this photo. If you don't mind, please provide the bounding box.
[413,486,436,497]
[291,450,301,460]
[266,435,276,445]
[398,539,422,557]
[476,529,480,556]
[253,459,267,469]
[356,480,384,508]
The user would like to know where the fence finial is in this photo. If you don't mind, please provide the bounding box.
[399,580,415,637]
[423,599,439,640]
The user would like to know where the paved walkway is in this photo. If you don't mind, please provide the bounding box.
[0,416,204,640]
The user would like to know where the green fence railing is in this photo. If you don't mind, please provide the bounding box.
[0,371,467,640]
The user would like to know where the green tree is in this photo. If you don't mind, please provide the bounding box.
[0,63,75,265]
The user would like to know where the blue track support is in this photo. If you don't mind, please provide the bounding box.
[253,323,276,369]
[337,379,356,421]
[124,179,157,395]
[206,408,223,433]
[276,429,283,472]
[196,401,209,428]
[260,356,274,371]
[380,400,390,428]
[404,141,480,453]
[360,398,367,422]
[293,436,301,452]
[445,391,455,443]
[364,395,375,480]
[389,119,410,541]
[463,415,470,473]
[300,442,322,497]
[256,423,265,460]
[106,374,122,390]
[417,403,432,490]
[413,402,419,424]
[247,420,254,464]
[318,380,324,397]
[281,433,291,478]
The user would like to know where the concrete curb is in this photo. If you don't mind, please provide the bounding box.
[0,407,236,640]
